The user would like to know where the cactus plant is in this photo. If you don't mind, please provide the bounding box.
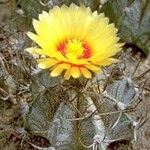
[24,70,138,150]
[1,0,149,150]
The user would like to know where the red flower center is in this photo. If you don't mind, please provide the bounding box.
[57,39,92,59]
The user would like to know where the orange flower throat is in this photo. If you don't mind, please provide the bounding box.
[57,39,92,59]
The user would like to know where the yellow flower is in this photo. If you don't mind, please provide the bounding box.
[26,4,123,80]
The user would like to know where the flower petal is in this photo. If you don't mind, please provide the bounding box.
[80,67,92,78]
[37,58,58,69]
[27,32,39,43]
[95,58,119,66]
[51,63,70,77]
[64,68,71,80]
[85,64,101,73]
[70,66,81,78]
[25,47,43,55]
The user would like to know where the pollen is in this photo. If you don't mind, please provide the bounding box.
[66,39,83,57]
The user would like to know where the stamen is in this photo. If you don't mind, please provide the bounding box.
[57,39,92,59]
[57,41,67,54]
[82,43,92,58]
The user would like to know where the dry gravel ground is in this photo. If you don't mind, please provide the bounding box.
[125,52,150,150]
